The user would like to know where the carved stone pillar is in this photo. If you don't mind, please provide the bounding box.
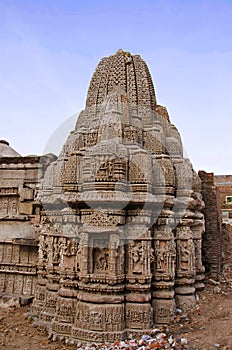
[53,281,78,337]
[31,233,50,316]
[173,159,197,311]
[40,281,59,324]
[175,223,196,311]
[73,230,126,342]
[152,215,176,324]
[125,218,153,337]
[191,183,205,291]
[36,232,62,325]
[31,273,47,316]
[152,150,176,324]
[191,218,205,291]
[52,238,80,338]
[78,232,89,279]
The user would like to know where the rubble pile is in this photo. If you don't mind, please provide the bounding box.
[73,331,188,350]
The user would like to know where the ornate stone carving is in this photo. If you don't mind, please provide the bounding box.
[155,240,173,273]
[126,303,153,330]
[93,247,109,272]
[64,239,78,257]
[129,241,143,274]
[30,49,205,341]
[0,196,18,216]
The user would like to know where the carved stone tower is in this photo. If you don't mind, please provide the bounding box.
[32,49,205,342]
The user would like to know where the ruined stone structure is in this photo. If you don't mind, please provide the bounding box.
[0,140,55,299]
[30,50,205,342]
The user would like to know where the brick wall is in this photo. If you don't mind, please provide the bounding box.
[199,171,222,279]
[221,223,232,280]
[215,175,232,221]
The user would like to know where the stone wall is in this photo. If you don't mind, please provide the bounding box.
[0,240,37,296]
[0,151,56,298]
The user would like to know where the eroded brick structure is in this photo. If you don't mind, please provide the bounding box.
[199,171,222,279]
[198,173,232,280]
[31,50,205,342]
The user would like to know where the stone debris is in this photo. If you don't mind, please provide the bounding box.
[0,296,20,309]
[213,286,222,294]
[208,279,220,286]
[73,332,189,350]
[176,309,183,315]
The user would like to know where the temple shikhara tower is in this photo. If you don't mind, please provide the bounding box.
[31,49,205,342]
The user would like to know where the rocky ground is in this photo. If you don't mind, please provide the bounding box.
[0,280,232,350]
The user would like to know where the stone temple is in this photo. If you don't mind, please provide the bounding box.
[0,49,207,343]
[30,49,205,342]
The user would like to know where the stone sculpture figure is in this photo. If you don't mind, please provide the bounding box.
[32,49,205,342]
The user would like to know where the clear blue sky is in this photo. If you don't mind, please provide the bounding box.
[0,0,231,174]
